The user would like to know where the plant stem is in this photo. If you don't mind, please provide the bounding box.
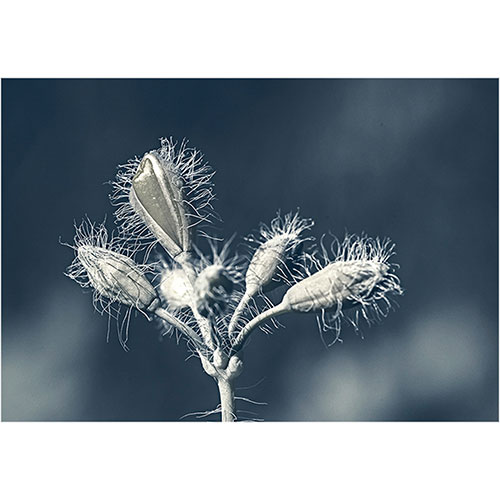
[217,377,236,422]
[154,307,204,346]
[177,255,217,350]
[232,301,289,351]
[227,292,249,337]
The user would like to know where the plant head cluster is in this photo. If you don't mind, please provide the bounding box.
[64,137,403,419]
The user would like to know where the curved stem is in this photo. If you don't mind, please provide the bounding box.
[154,307,204,346]
[232,301,290,351]
[228,291,252,337]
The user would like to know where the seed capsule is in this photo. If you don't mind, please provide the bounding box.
[245,234,290,293]
[228,211,313,335]
[111,139,216,261]
[77,245,159,311]
[245,211,313,293]
[130,153,191,259]
[282,260,390,313]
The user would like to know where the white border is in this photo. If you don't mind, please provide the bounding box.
[0,423,499,499]
[0,1,499,77]
[1,1,499,499]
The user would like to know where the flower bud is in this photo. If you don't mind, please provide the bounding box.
[77,245,159,311]
[130,152,191,259]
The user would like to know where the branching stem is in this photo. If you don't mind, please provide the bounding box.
[228,291,252,336]
[232,301,289,351]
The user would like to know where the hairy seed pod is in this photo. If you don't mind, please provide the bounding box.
[130,153,191,259]
[111,139,216,261]
[77,245,159,311]
[282,260,392,313]
[245,212,313,293]
[159,267,193,310]
[245,234,290,293]
[194,265,233,316]
[228,212,313,336]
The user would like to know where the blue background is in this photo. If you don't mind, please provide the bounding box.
[2,79,498,421]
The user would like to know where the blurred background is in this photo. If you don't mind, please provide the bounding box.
[2,79,498,421]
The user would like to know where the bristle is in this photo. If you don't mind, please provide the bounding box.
[283,233,403,343]
[110,138,217,258]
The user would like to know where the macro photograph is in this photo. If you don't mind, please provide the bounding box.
[1,78,498,422]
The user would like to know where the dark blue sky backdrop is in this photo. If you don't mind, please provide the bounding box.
[2,79,498,421]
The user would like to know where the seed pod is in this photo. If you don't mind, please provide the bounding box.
[245,234,290,294]
[282,260,390,313]
[277,234,403,341]
[77,245,159,311]
[65,220,159,312]
[228,211,313,335]
[159,267,194,310]
[245,211,314,293]
[111,138,216,261]
[130,153,190,259]
[194,265,233,316]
